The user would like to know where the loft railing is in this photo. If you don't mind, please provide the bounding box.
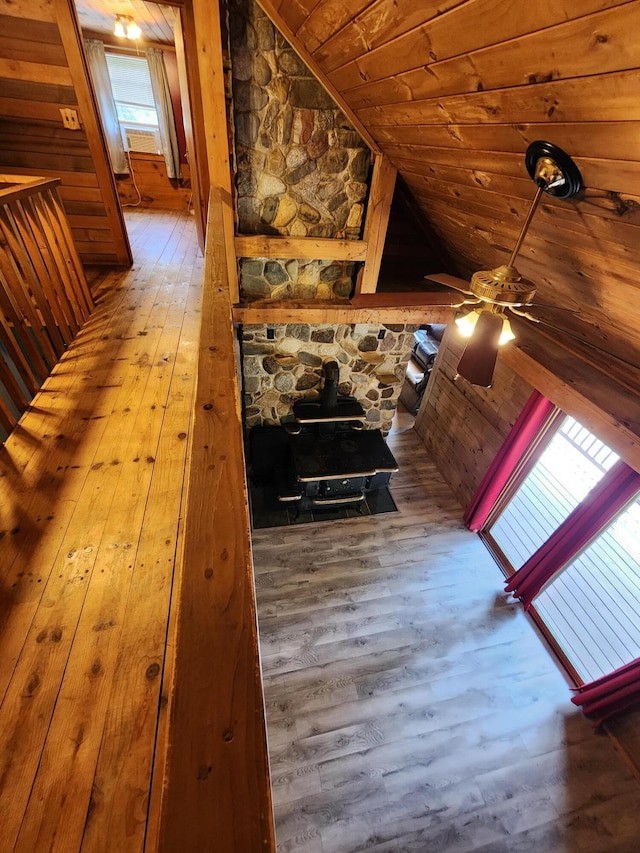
[156,187,275,851]
[0,174,93,439]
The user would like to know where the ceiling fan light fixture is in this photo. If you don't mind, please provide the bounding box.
[498,315,515,346]
[126,19,142,40]
[455,310,480,338]
[114,15,141,40]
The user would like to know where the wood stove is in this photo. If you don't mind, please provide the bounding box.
[250,360,398,514]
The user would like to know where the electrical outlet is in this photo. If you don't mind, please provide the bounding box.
[377,329,386,340]
[267,327,275,340]
[60,108,81,131]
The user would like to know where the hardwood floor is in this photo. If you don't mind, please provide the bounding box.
[251,423,640,853]
[0,208,201,851]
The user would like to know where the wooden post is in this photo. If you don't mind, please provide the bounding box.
[188,0,239,300]
[357,154,397,295]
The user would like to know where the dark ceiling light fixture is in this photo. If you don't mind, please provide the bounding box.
[429,141,582,387]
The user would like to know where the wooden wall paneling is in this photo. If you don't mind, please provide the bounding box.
[355,69,640,130]
[157,188,275,853]
[189,0,238,295]
[0,1,130,267]
[402,168,640,227]
[294,0,371,54]
[415,325,534,508]
[275,0,322,35]
[1,163,101,188]
[356,154,397,294]
[370,120,640,163]
[0,97,76,122]
[0,13,65,64]
[385,147,640,203]
[0,56,73,86]
[116,153,192,211]
[255,0,382,155]
[339,2,640,109]
[422,198,640,286]
[313,0,465,75]
[321,0,631,90]
[52,0,131,267]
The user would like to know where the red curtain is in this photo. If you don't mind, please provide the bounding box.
[505,460,640,609]
[572,658,640,724]
[464,390,555,532]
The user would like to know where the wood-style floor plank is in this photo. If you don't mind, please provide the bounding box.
[0,208,202,852]
[252,420,640,853]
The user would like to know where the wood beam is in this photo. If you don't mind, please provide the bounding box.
[254,0,381,155]
[235,234,368,261]
[157,188,275,852]
[189,0,238,299]
[502,321,640,475]
[356,155,397,295]
[233,294,457,325]
[175,6,207,252]
[81,29,176,52]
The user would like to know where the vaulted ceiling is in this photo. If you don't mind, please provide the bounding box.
[259,0,640,392]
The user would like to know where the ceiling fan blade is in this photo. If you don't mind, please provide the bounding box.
[424,272,474,296]
[456,311,503,387]
[525,302,580,313]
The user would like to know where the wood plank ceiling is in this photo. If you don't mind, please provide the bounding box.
[74,0,175,44]
[261,0,640,390]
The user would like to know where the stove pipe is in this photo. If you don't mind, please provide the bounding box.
[320,359,339,414]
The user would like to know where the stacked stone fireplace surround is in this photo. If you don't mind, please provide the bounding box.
[230,0,416,433]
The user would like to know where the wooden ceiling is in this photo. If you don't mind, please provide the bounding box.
[258,0,640,390]
[74,0,176,44]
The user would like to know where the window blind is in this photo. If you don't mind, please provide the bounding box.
[105,53,155,109]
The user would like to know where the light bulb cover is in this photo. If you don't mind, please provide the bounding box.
[127,20,141,40]
[498,316,515,346]
[114,16,126,37]
[455,310,480,338]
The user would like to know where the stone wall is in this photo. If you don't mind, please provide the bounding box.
[229,0,370,300]
[242,323,417,433]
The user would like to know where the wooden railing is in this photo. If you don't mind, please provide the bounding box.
[0,175,93,437]
[157,187,275,851]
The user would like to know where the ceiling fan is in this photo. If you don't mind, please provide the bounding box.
[426,141,583,387]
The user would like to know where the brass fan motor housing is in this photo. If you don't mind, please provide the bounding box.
[469,265,537,307]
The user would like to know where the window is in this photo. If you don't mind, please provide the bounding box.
[482,413,640,684]
[105,53,161,154]
[534,494,640,681]
[486,416,618,571]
